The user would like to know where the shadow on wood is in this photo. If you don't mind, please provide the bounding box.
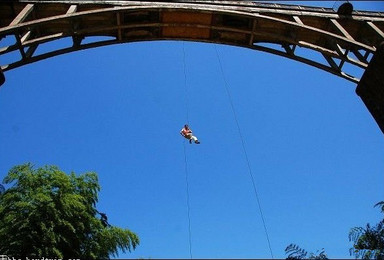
[0,69,5,87]
[356,41,384,134]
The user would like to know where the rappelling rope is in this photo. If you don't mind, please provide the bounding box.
[182,42,193,259]
[183,140,193,259]
[214,44,274,259]
[183,42,190,125]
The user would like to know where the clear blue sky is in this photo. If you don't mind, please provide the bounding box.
[0,1,383,259]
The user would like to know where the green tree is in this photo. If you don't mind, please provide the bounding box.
[349,201,384,259]
[0,163,139,259]
[285,244,328,259]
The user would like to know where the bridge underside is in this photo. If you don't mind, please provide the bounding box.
[1,1,384,134]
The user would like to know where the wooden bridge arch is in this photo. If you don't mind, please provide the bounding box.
[1,0,384,133]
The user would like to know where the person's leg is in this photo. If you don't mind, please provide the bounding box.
[185,134,193,143]
[191,136,200,144]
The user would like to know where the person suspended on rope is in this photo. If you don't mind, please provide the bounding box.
[180,124,200,144]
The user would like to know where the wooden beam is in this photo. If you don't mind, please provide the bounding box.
[248,18,257,46]
[282,44,295,55]
[23,32,64,46]
[322,53,341,71]
[346,55,368,69]
[67,5,78,14]
[335,43,347,56]
[298,40,338,57]
[364,50,371,60]
[367,21,384,40]
[117,12,122,41]
[9,4,34,26]
[0,45,17,55]
[25,44,38,58]
[67,5,80,46]
[293,15,304,25]
[351,48,371,65]
[330,19,354,41]
[20,31,32,43]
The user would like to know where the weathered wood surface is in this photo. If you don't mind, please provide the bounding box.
[0,0,384,133]
[1,1,383,79]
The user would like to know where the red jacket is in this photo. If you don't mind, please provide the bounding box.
[180,127,192,137]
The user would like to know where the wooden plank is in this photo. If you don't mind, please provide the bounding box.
[117,12,122,41]
[351,48,368,63]
[298,40,338,56]
[1,65,9,71]
[282,44,295,55]
[67,5,77,14]
[9,4,34,26]
[293,15,304,25]
[367,21,384,39]
[21,31,32,43]
[25,44,38,58]
[330,18,354,41]
[248,18,257,45]
[299,40,367,68]
[0,45,17,55]
[23,32,64,46]
[346,54,368,68]
[322,53,341,71]
[251,42,359,83]
[335,43,346,56]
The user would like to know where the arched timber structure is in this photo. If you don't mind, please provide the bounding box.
[1,0,384,133]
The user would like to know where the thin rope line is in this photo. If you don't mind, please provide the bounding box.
[182,42,193,259]
[214,44,274,259]
[183,42,190,125]
[183,140,193,259]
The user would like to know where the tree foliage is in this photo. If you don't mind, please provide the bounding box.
[0,163,139,259]
[349,201,384,259]
[285,244,328,259]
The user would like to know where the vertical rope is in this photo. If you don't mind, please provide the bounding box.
[214,44,274,259]
[183,42,190,125]
[182,42,193,259]
[183,140,193,259]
